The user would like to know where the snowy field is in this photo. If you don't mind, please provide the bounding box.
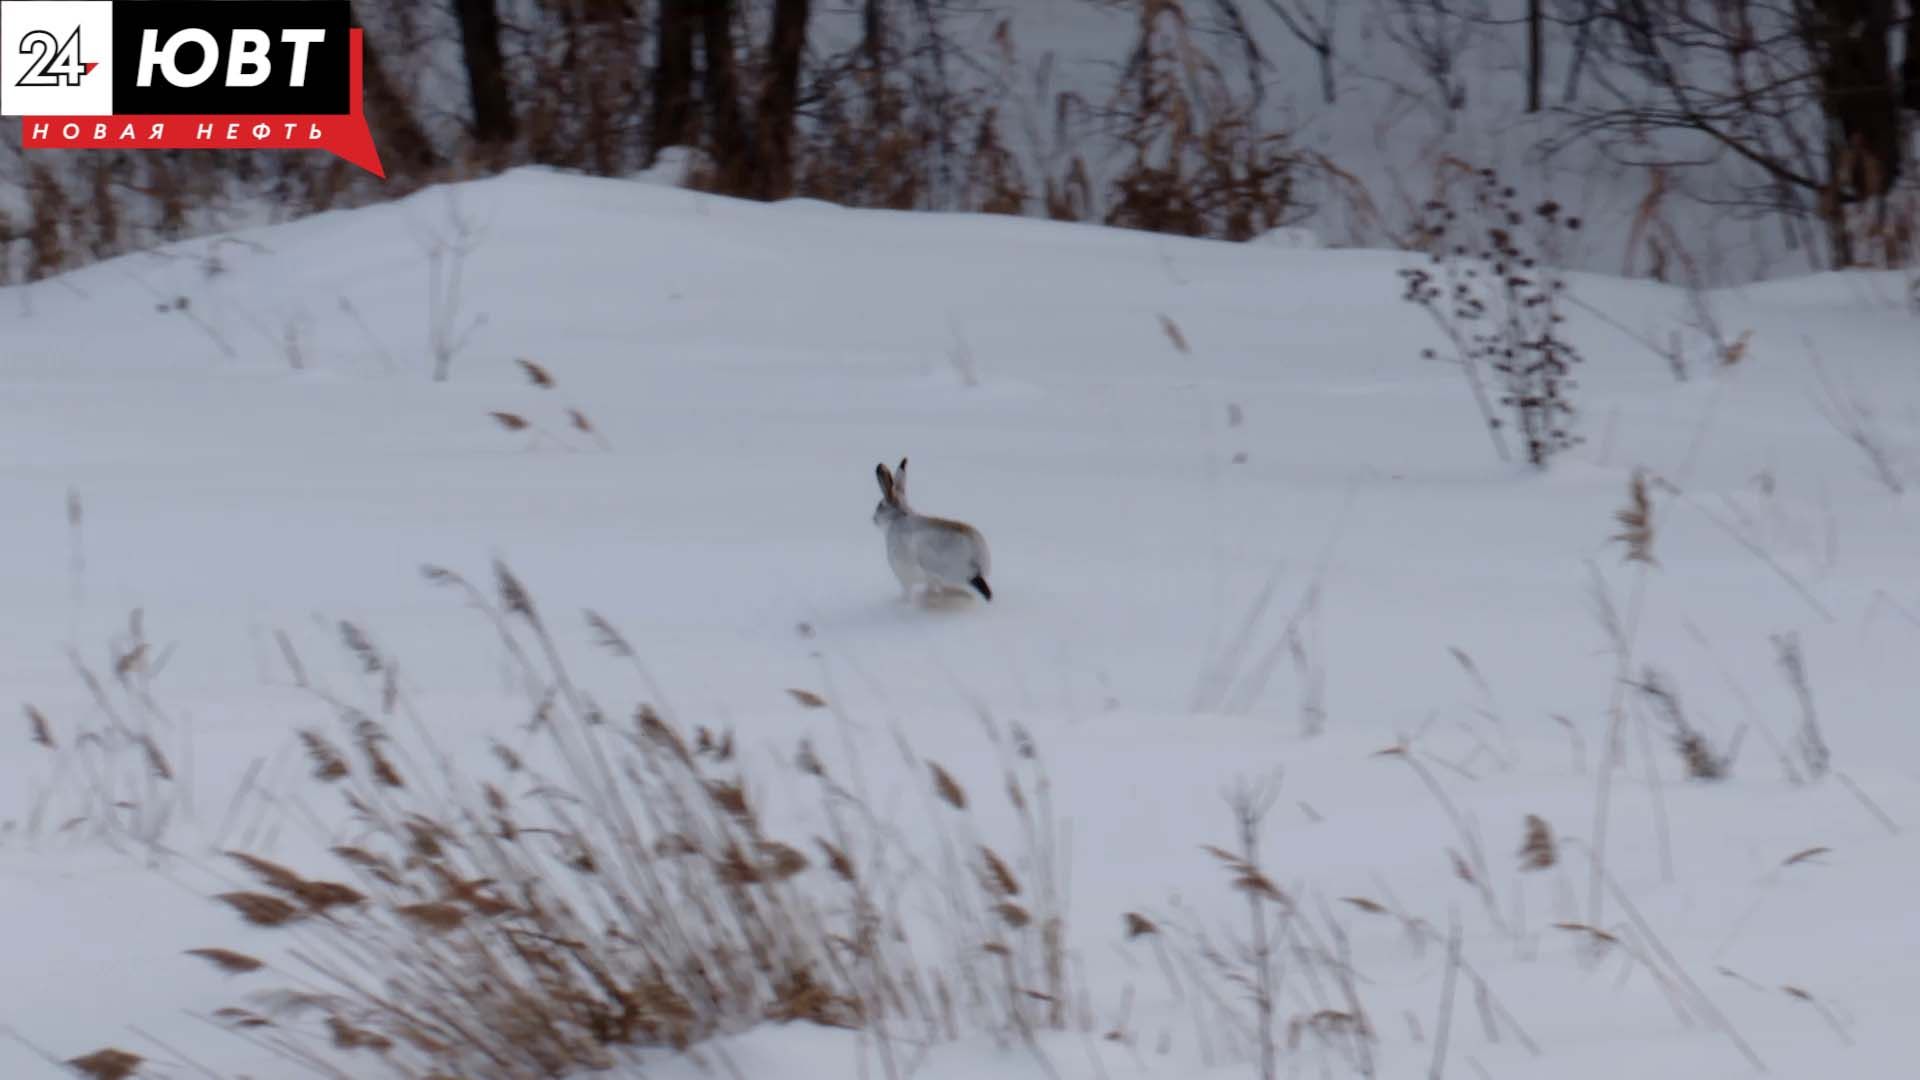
[2,167,1919,1078]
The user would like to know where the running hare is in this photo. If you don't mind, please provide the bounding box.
[872,458,992,603]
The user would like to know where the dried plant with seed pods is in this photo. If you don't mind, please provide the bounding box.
[1400,166,1586,468]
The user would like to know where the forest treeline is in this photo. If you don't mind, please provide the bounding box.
[2,1,1916,281]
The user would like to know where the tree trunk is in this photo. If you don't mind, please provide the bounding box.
[1810,0,1902,198]
[1901,0,1919,110]
[1526,0,1543,113]
[698,0,755,192]
[863,0,887,67]
[1561,2,1593,103]
[649,0,697,160]
[453,0,515,148]
[756,0,812,200]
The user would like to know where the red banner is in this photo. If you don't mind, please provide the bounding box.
[19,28,382,177]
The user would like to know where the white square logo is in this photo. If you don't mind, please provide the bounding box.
[1,1,115,116]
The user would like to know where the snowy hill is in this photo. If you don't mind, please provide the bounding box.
[2,167,1917,1078]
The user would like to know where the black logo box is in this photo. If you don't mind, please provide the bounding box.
[113,1,350,115]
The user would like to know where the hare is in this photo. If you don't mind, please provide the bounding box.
[872,458,992,603]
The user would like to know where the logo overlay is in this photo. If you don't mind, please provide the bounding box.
[2,1,382,177]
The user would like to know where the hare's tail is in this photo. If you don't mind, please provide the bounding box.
[969,574,992,602]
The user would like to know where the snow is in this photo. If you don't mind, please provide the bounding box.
[2,165,1919,1078]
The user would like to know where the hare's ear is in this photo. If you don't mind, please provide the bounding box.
[895,457,909,496]
[875,463,896,501]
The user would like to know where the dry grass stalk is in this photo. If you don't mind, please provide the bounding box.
[327,1015,396,1052]
[715,840,809,886]
[1613,470,1657,565]
[493,560,535,618]
[760,842,810,882]
[516,357,556,388]
[1773,632,1830,780]
[584,610,633,657]
[393,902,467,933]
[1518,815,1558,870]
[979,847,1022,897]
[1815,774,1877,832]
[489,411,529,432]
[767,968,862,1029]
[1808,347,1907,494]
[993,901,1033,929]
[1587,502,1658,925]
[403,816,450,860]
[693,726,733,761]
[137,735,174,781]
[1123,912,1158,939]
[226,851,309,895]
[1720,330,1752,367]
[1551,921,1620,947]
[930,762,968,810]
[1430,917,1465,1080]
[339,621,382,673]
[704,779,750,818]
[355,725,404,789]
[1159,314,1191,355]
[66,1049,142,1080]
[1781,846,1830,867]
[329,845,400,886]
[216,891,304,927]
[1203,843,1289,905]
[1378,745,1509,935]
[815,839,856,883]
[299,726,353,776]
[1633,668,1733,781]
[1781,984,1853,1045]
[113,643,146,681]
[27,704,55,749]
[275,629,309,688]
[186,947,267,974]
[212,1007,273,1029]
[293,880,369,913]
[1222,776,1286,1079]
[1448,850,1477,886]
[1586,858,1768,1070]
[786,688,828,708]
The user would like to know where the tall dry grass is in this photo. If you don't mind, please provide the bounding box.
[152,561,1079,1078]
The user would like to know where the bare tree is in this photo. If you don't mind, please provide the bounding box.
[1261,0,1340,104]
[1557,0,1915,268]
[1370,0,1487,132]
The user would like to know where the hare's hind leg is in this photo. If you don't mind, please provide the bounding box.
[917,582,977,610]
